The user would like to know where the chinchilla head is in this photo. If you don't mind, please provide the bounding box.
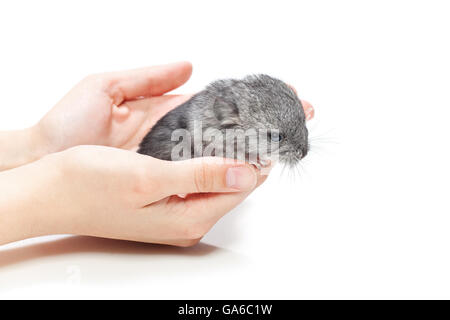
[207,74,309,166]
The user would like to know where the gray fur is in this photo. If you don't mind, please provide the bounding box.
[137,74,308,166]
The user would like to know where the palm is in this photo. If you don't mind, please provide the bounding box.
[108,95,190,151]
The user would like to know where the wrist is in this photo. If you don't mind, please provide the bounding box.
[0,126,49,171]
[26,124,52,163]
[0,153,62,244]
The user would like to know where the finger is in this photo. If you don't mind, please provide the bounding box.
[111,94,194,151]
[287,83,298,96]
[301,100,315,121]
[181,170,269,226]
[152,238,202,247]
[135,161,270,242]
[114,95,192,129]
[287,84,314,121]
[151,157,258,198]
[107,61,193,100]
[122,94,193,116]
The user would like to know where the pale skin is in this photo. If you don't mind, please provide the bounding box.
[0,62,314,247]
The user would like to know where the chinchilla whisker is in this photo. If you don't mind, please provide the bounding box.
[285,167,294,184]
[307,146,328,158]
[277,159,307,184]
[308,125,337,137]
[280,162,288,180]
[308,125,338,144]
[309,131,339,142]
[309,137,340,145]
[294,164,302,181]
[309,135,339,141]
[297,161,309,181]
[309,142,336,154]
[289,167,296,184]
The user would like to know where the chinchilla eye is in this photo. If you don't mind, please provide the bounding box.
[269,131,283,142]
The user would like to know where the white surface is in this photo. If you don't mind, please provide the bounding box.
[1,0,450,299]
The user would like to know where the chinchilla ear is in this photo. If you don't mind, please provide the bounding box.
[213,97,240,127]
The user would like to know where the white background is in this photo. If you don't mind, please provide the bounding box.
[0,0,449,299]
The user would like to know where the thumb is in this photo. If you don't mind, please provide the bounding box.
[155,157,258,197]
[107,61,193,101]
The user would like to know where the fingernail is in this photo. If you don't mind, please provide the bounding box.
[226,167,256,191]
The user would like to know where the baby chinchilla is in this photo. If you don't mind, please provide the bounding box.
[137,74,309,167]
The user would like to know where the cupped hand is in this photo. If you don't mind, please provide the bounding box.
[35,62,193,153]
[34,62,314,155]
[27,146,267,247]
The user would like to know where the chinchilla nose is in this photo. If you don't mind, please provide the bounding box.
[300,146,308,159]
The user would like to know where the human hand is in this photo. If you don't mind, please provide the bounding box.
[0,62,314,171]
[35,61,193,153]
[34,62,314,153]
[0,62,193,171]
[35,62,314,152]
[0,145,266,246]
